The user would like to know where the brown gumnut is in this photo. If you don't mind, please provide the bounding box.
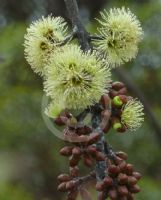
[118,95,128,104]
[125,164,134,175]
[128,176,137,186]
[100,94,111,109]
[98,192,105,200]
[58,174,71,182]
[60,146,73,156]
[112,82,125,91]
[118,87,127,95]
[72,147,82,156]
[132,172,142,180]
[114,156,124,165]
[70,166,79,177]
[66,180,77,190]
[109,90,119,98]
[86,146,97,156]
[119,161,127,172]
[103,176,113,187]
[95,151,106,161]
[108,189,118,200]
[118,186,128,196]
[108,165,120,176]
[96,182,105,191]
[116,151,128,160]
[129,185,141,193]
[88,132,100,145]
[67,190,78,200]
[118,173,128,185]
[58,182,67,192]
[69,155,80,167]
[83,155,93,167]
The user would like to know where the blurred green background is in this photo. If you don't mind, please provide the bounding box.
[0,0,161,199]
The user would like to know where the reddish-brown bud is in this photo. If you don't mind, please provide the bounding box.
[129,185,141,193]
[118,186,128,196]
[70,166,79,177]
[118,87,127,95]
[112,82,125,91]
[108,189,118,199]
[108,165,120,176]
[109,90,119,98]
[103,176,113,186]
[100,94,111,109]
[119,161,127,172]
[83,155,93,167]
[69,155,80,167]
[58,174,71,182]
[118,173,128,185]
[66,180,77,190]
[128,176,137,186]
[72,147,82,156]
[96,182,104,191]
[60,146,73,156]
[58,182,67,192]
[86,146,97,156]
[125,164,134,175]
[54,116,67,126]
[132,172,142,180]
[116,151,128,160]
[95,151,106,161]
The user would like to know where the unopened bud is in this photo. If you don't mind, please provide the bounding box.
[96,182,104,191]
[58,182,67,192]
[129,185,141,193]
[108,189,118,199]
[103,176,113,186]
[132,172,141,180]
[116,151,128,160]
[112,82,125,91]
[66,180,77,190]
[58,174,71,182]
[118,186,128,196]
[60,146,73,156]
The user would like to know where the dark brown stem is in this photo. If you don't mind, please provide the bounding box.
[64,0,91,51]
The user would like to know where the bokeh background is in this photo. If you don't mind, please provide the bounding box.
[0,0,161,199]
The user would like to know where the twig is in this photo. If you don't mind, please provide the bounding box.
[64,0,91,51]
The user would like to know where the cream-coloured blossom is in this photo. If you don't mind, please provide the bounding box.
[95,7,143,66]
[24,16,68,75]
[44,45,111,110]
[121,99,144,131]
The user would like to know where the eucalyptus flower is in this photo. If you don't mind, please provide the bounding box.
[24,16,68,75]
[121,99,144,131]
[95,7,143,66]
[44,45,111,110]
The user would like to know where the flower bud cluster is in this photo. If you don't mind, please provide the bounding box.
[96,151,141,200]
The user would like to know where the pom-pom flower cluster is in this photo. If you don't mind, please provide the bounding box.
[95,7,143,66]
